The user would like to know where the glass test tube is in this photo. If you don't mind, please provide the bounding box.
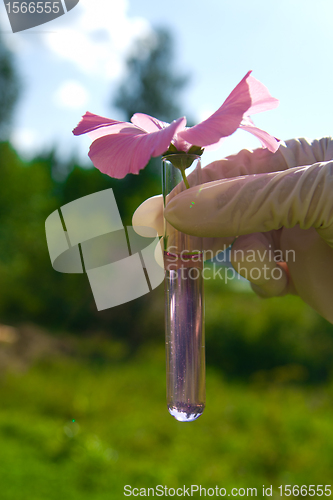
[162,154,205,422]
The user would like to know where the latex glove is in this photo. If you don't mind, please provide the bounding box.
[133,137,333,323]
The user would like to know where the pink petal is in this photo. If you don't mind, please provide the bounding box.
[73,111,125,136]
[245,75,279,115]
[131,114,189,152]
[239,118,280,152]
[131,113,171,133]
[88,123,138,142]
[178,71,279,148]
[172,134,193,153]
[178,71,253,147]
[73,111,147,143]
[88,117,186,179]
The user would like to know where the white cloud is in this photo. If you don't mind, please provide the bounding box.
[0,0,151,79]
[43,0,151,78]
[54,80,89,109]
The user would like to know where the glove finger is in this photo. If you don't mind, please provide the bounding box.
[281,226,333,324]
[164,161,333,246]
[230,232,293,297]
[133,138,332,239]
[199,137,333,182]
[197,146,287,183]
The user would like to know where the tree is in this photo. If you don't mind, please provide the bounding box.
[0,35,20,140]
[0,28,190,341]
[113,27,189,123]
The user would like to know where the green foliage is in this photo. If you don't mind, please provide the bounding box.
[1,342,333,499]
[205,274,333,383]
[0,35,20,140]
[113,27,189,123]
[0,143,59,322]
[0,142,164,337]
[57,158,161,227]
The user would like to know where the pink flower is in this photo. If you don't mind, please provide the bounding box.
[73,71,279,179]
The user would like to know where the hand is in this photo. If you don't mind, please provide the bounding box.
[133,137,333,323]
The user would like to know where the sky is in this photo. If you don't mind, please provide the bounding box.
[1,0,333,168]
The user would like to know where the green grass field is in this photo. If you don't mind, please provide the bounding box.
[1,280,333,499]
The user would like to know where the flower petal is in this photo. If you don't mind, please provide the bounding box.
[131,113,170,133]
[73,111,147,143]
[245,75,279,115]
[178,71,253,147]
[178,71,279,148]
[239,118,280,152]
[72,111,125,136]
[88,123,138,142]
[88,117,186,178]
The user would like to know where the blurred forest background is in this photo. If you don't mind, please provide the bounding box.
[1,27,333,500]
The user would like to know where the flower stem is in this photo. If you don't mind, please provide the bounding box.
[180,168,190,189]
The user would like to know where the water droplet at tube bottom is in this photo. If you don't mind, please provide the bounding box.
[162,154,205,422]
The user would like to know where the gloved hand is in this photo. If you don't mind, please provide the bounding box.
[133,137,333,324]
